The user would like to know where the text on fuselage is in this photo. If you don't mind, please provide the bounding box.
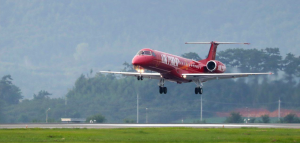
[218,65,226,72]
[161,54,180,67]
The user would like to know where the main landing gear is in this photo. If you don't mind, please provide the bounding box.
[137,76,143,80]
[194,79,203,94]
[158,78,167,94]
[195,87,203,94]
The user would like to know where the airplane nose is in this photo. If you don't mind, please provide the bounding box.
[132,56,139,65]
[132,55,153,66]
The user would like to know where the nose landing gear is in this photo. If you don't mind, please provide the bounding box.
[158,78,167,94]
[159,86,167,94]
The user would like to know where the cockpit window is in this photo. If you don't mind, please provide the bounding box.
[152,51,156,57]
[144,51,151,55]
[136,50,152,56]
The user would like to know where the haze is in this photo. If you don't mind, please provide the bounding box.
[0,0,299,98]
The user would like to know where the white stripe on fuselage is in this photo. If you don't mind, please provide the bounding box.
[160,53,201,69]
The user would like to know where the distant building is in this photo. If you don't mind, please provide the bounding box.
[61,118,86,123]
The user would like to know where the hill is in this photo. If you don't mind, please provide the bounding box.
[0,0,300,98]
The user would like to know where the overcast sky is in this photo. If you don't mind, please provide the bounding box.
[0,0,299,98]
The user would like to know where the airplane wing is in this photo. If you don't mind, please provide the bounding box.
[182,73,272,82]
[99,71,161,79]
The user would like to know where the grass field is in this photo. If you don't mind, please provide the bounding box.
[0,128,299,143]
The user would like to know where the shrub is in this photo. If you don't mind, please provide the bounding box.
[225,112,243,123]
[123,119,135,123]
[283,113,299,123]
[260,114,270,123]
[86,113,106,123]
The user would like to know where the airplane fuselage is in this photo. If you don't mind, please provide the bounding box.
[132,48,226,83]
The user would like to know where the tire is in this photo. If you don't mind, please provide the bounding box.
[199,88,203,94]
[163,87,167,94]
[137,76,140,80]
[195,88,199,94]
[159,86,163,94]
[141,76,143,80]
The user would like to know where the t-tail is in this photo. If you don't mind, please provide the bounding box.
[185,41,250,62]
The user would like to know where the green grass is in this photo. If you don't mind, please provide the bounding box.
[0,128,299,143]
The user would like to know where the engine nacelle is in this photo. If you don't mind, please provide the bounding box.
[206,60,226,73]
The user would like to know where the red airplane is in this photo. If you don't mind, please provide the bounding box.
[100,41,272,94]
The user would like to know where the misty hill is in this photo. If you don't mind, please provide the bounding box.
[0,0,299,98]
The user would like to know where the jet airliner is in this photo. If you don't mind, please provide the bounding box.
[100,41,272,94]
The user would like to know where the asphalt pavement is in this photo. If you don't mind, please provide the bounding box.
[1,123,300,129]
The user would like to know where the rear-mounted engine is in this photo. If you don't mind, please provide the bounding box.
[206,60,226,73]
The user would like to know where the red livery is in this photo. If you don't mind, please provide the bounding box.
[101,41,271,94]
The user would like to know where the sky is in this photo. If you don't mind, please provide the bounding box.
[0,0,299,98]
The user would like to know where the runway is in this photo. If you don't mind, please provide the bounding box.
[1,123,300,129]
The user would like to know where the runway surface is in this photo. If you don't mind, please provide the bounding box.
[1,123,300,129]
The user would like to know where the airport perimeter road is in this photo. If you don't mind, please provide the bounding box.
[1,124,300,129]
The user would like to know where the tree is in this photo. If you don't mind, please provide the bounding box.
[18,114,29,123]
[122,62,135,72]
[70,111,81,118]
[193,120,206,124]
[86,113,106,123]
[181,52,201,61]
[262,48,282,74]
[218,48,282,73]
[0,99,4,122]
[283,113,299,123]
[33,90,52,100]
[225,112,243,123]
[0,75,22,104]
[1,75,13,85]
[282,53,300,82]
[260,114,270,123]
[249,118,256,123]
[123,118,135,123]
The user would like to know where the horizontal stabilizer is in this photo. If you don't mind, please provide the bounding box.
[185,42,250,45]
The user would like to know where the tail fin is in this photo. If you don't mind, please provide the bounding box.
[185,41,250,61]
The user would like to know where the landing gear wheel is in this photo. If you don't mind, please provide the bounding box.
[195,87,203,94]
[159,86,163,94]
[194,80,203,94]
[141,76,143,80]
[163,87,167,94]
[199,88,203,94]
[159,86,167,94]
[137,76,140,80]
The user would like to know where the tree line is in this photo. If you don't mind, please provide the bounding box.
[1,48,300,123]
[225,112,300,123]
